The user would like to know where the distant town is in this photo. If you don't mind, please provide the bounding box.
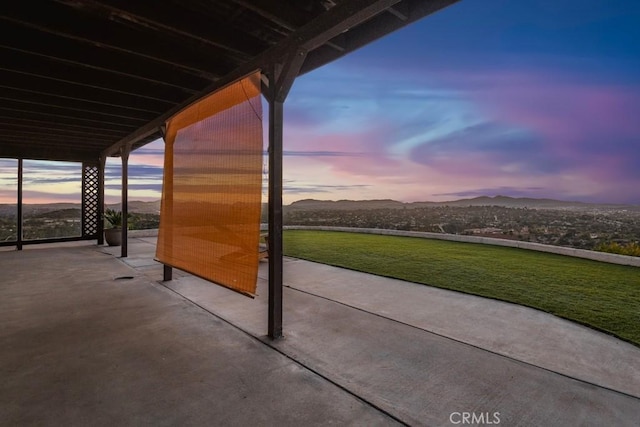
[281,197,640,256]
[1,196,639,256]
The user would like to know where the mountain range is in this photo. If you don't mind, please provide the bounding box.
[0,196,638,218]
[0,200,161,217]
[286,196,640,211]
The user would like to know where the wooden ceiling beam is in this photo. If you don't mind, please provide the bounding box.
[0,70,179,108]
[230,0,313,31]
[1,131,114,145]
[0,144,99,162]
[0,88,159,121]
[58,0,267,58]
[2,1,233,80]
[0,86,164,116]
[387,3,410,20]
[0,35,209,94]
[0,133,109,146]
[0,121,125,139]
[0,108,138,131]
[0,116,131,135]
[0,100,148,127]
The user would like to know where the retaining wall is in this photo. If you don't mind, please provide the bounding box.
[131,226,639,267]
[283,226,640,268]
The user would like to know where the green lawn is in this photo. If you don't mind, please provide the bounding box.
[283,230,640,346]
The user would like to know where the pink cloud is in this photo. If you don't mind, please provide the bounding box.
[430,68,640,189]
[479,79,639,141]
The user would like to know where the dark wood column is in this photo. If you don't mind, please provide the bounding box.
[120,146,130,258]
[97,156,106,245]
[265,53,306,339]
[17,158,23,251]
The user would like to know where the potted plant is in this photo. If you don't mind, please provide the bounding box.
[104,208,123,246]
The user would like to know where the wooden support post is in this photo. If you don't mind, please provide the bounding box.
[163,265,173,281]
[97,156,105,245]
[267,96,284,339]
[265,52,306,339]
[17,158,23,251]
[121,146,130,258]
[81,162,87,238]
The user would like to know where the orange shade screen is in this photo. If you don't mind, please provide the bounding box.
[156,72,263,297]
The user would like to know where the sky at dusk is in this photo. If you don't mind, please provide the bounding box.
[1,0,639,205]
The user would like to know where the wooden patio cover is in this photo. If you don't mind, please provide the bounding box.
[0,0,458,163]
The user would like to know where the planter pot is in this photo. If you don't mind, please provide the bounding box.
[104,228,122,246]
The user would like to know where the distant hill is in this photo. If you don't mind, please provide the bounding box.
[0,196,637,219]
[0,200,161,217]
[287,199,406,211]
[0,203,80,217]
[106,200,161,214]
[423,195,585,209]
[286,196,639,211]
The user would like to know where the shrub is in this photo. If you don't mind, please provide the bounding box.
[595,241,640,257]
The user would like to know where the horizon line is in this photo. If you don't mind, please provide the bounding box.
[1,195,639,208]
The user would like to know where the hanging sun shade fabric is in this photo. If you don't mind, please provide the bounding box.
[156,72,263,297]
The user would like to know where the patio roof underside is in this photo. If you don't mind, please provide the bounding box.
[0,0,457,163]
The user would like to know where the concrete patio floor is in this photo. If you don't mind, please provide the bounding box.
[1,235,639,426]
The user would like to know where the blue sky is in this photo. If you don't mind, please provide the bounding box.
[1,0,639,205]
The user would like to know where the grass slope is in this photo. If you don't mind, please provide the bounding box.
[283,230,640,346]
